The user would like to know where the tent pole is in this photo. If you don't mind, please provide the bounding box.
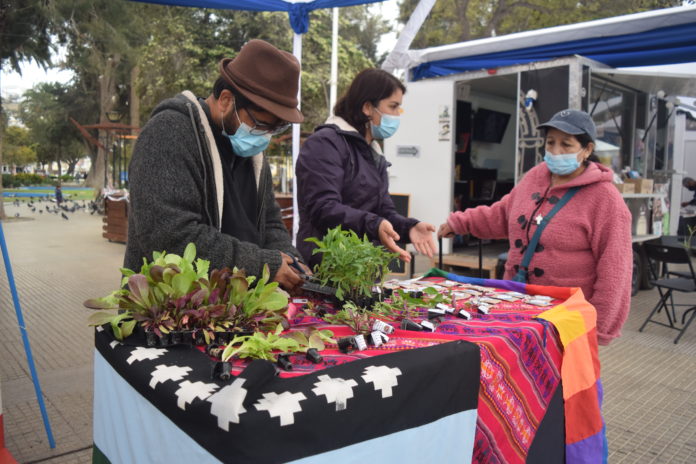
[292,32,303,246]
[0,220,56,448]
[329,7,339,115]
[381,0,437,74]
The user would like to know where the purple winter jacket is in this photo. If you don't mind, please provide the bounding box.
[296,116,419,268]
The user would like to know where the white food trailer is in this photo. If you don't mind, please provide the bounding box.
[382,5,696,293]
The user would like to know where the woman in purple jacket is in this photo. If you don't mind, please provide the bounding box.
[296,69,436,268]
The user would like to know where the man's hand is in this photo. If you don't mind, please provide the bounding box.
[378,219,411,262]
[438,222,455,238]
[409,222,436,258]
[274,252,304,294]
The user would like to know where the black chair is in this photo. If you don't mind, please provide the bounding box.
[639,238,696,343]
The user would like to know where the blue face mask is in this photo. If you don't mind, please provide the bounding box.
[222,109,271,158]
[544,151,581,176]
[370,109,400,139]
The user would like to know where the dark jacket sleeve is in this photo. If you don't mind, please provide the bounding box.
[126,109,283,279]
[296,131,384,239]
[376,158,419,241]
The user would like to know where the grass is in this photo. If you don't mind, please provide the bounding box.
[3,185,98,202]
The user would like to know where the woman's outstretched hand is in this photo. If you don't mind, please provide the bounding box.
[378,219,411,262]
[409,222,436,258]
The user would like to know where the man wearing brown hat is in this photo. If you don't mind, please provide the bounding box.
[124,39,308,292]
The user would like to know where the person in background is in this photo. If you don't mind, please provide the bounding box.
[296,68,436,269]
[55,183,63,205]
[438,109,632,345]
[678,177,696,236]
[125,39,308,293]
[680,177,696,207]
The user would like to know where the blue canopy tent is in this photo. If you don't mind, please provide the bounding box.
[382,4,696,80]
[132,0,387,240]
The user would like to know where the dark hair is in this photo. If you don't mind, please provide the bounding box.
[575,132,600,165]
[212,77,262,112]
[333,69,406,138]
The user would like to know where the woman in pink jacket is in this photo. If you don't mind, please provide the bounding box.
[438,109,632,345]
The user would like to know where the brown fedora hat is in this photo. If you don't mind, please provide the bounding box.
[219,39,303,124]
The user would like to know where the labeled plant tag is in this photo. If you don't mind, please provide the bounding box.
[420,320,436,332]
[428,307,447,318]
[372,319,394,335]
[479,297,502,305]
[292,298,309,304]
[353,334,367,351]
[458,309,472,320]
[477,304,491,315]
[527,299,552,306]
[370,331,389,347]
[491,293,518,302]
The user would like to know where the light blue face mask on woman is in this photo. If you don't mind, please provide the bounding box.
[222,109,271,158]
[544,151,581,175]
[370,108,400,139]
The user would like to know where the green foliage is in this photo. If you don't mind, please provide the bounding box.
[18,82,86,172]
[372,287,452,322]
[306,226,397,301]
[2,126,36,167]
[0,0,55,72]
[221,324,335,362]
[399,0,683,47]
[85,242,290,341]
[1,173,47,187]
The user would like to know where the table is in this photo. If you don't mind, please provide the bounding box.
[92,273,604,464]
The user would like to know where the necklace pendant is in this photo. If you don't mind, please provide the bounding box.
[535,214,544,225]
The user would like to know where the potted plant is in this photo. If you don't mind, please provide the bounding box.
[305,226,397,306]
[85,243,290,345]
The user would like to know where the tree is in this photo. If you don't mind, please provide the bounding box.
[2,125,36,172]
[19,82,84,176]
[135,5,381,131]
[0,0,57,219]
[398,0,683,48]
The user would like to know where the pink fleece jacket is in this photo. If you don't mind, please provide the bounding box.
[448,162,632,345]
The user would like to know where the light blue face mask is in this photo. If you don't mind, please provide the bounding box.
[544,151,581,175]
[222,108,271,158]
[370,108,400,139]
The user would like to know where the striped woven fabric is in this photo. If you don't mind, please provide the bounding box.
[424,268,606,464]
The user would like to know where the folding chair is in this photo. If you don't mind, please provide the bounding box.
[639,238,696,343]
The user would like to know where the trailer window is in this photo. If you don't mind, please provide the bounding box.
[589,77,636,173]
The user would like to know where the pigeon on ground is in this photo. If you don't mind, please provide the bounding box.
[61,212,69,220]
[39,210,43,214]
[31,207,36,213]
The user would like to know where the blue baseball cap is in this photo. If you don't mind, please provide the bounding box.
[537,109,597,142]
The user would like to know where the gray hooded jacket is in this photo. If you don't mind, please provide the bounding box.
[124,91,299,278]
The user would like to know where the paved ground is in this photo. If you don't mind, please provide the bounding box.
[1,200,695,463]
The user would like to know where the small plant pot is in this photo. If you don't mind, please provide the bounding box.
[215,331,230,344]
[158,333,171,347]
[170,330,183,345]
[211,361,232,381]
[180,330,194,345]
[145,330,159,347]
[194,331,207,346]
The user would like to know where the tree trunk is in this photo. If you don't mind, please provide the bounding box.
[92,53,122,191]
[130,64,140,133]
[0,72,6,220]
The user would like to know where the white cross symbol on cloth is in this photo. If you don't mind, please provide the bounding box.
[535,214,544,225]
